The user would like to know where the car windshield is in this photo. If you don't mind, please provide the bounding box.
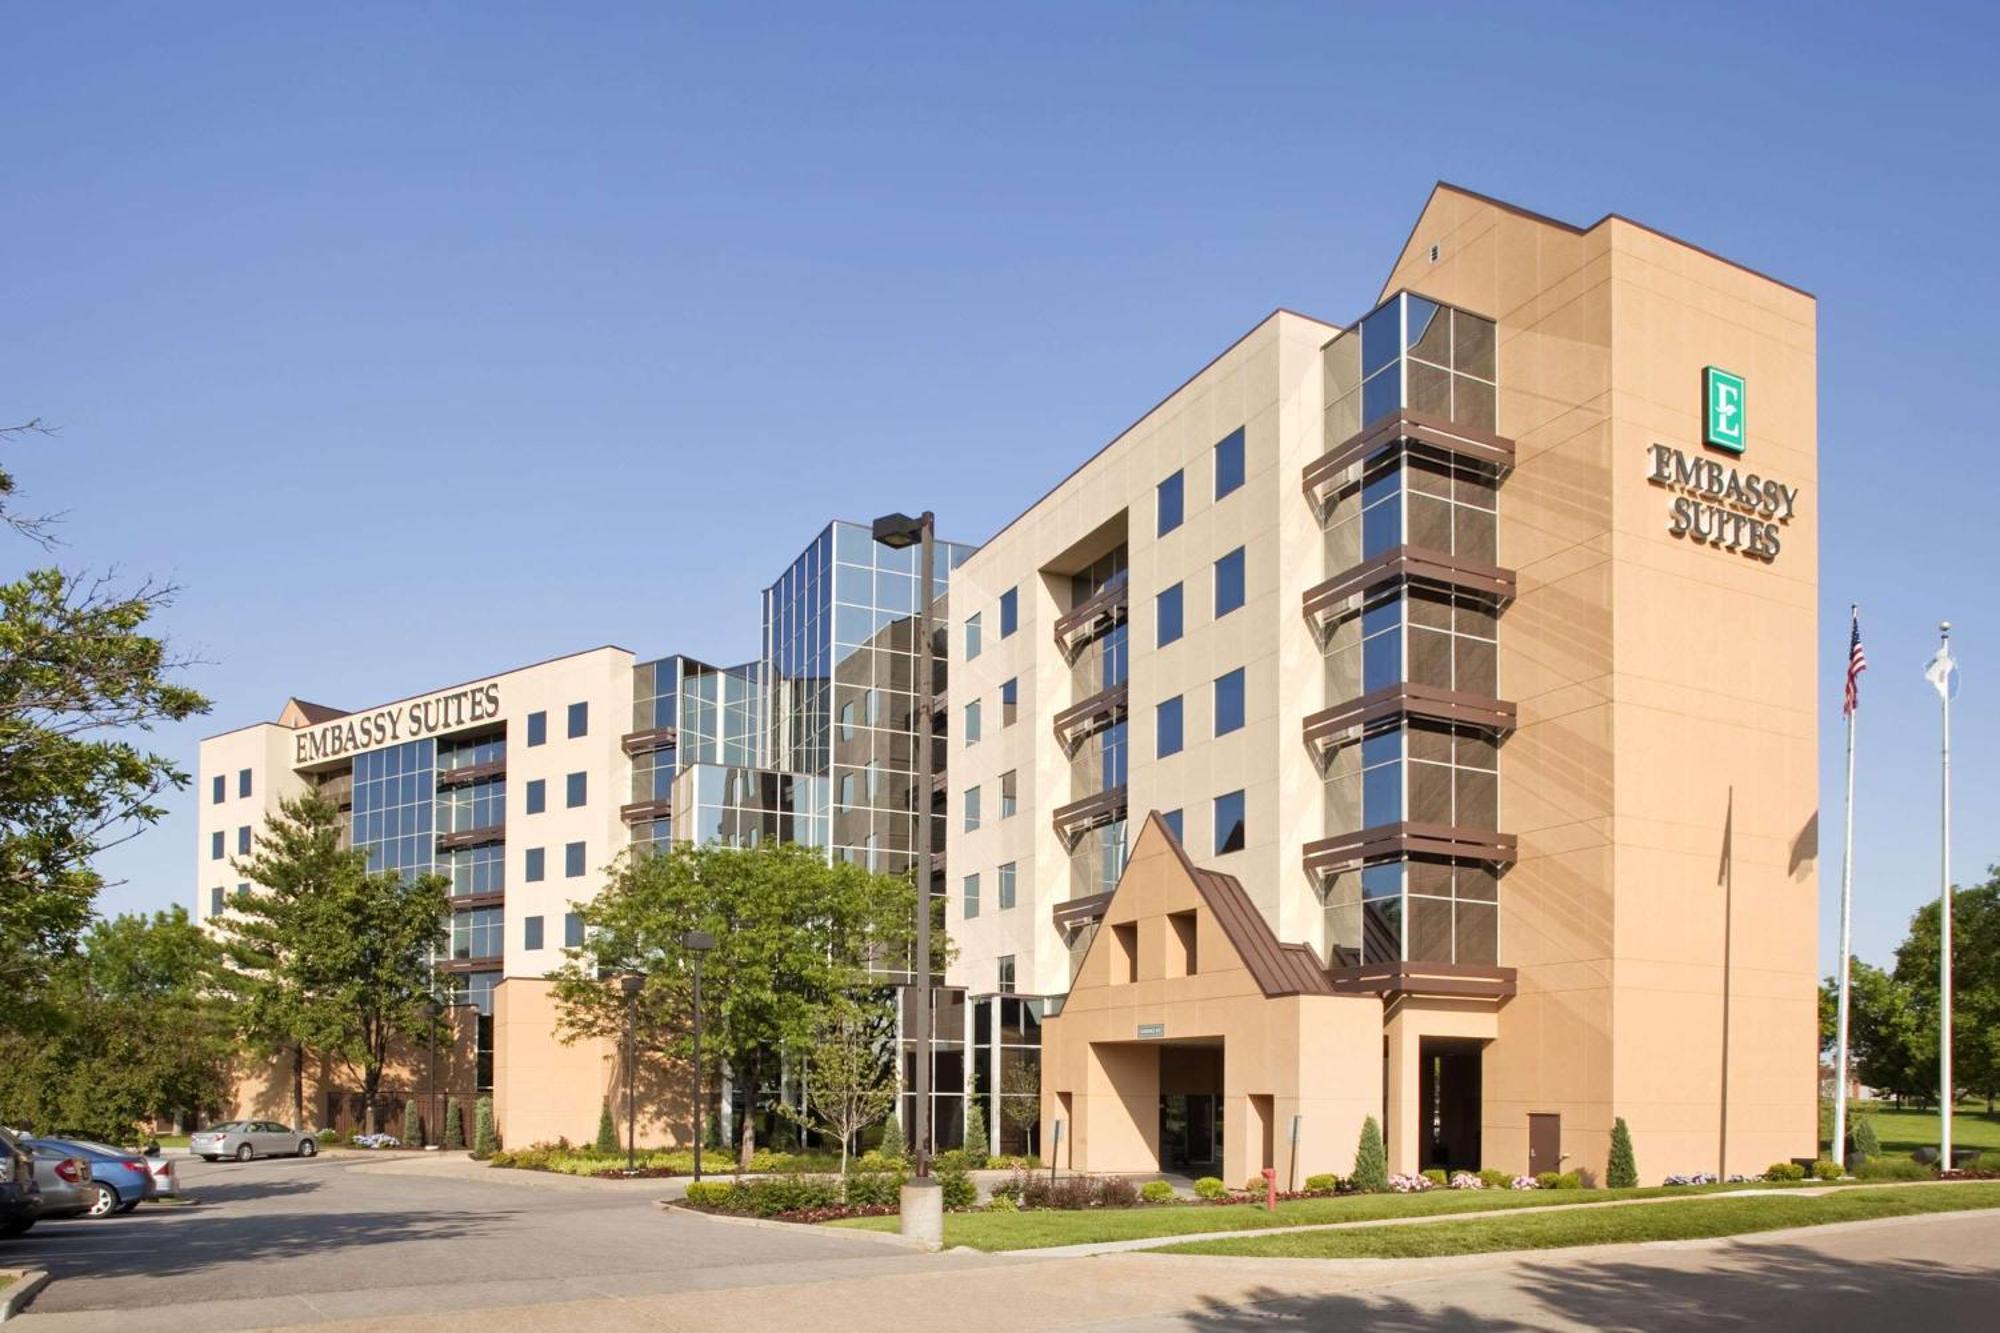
[204,1123,243,1133]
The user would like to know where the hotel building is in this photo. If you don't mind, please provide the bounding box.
[200,185,1819,1185]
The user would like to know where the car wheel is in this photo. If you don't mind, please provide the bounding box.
[235,1144,254,1162]
[86,1183,120,1218]
[298,1139,317,1158]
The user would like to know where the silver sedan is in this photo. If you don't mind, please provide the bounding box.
[189,1121,319,1162]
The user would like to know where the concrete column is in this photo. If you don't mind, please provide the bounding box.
[1385,1013,1421,1176]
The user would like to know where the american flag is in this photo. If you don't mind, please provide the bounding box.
[1843,610,1868,716]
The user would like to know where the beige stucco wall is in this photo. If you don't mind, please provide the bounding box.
[493,977,690,1149]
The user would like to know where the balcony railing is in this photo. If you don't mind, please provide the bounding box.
[1302,408,1515,522]
[436,823,505,852]
[1052,681,1129,757]
[1303,683,1516,771]
[1301,822,1516,881]
[1302,546,1515,646]
[1050,890,1113,931]
[621,726,678,757]
[1052,784,1128,850]
[1053,578,1129,663]
[436,758,505,789]
[619,798,672,824]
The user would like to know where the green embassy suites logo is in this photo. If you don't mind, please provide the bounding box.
[1704,366,1745,454]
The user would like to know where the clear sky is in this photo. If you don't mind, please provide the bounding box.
[6,2,1995,978]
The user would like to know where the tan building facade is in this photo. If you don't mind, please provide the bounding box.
[952,184,1820,1187]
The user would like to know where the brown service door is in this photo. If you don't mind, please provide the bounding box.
[1527,1113,1561,1176]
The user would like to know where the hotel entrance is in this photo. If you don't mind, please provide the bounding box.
[1159,1093,1222,1172]
[1419,1037,1483,1172]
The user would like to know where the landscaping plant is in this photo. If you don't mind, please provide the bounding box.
[1764,1161,1807,1182]
[473,1096,496,1159]
[1193,1176,1228,1200]
[1852,1113,1881,1162]
[595,1099,619,1154]
[1812,1158,1842,1181]
[877,1117,906,1164]
[1304,1174,1340,1193]
[1140,1180,1176,1204]
[444,1098,465,1149]
[963,1099,990,1168]
[1351,1116,1388,1192]
[1607,1117,1638,1188]
[402,1098,420,1147]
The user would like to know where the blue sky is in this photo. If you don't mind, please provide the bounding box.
[5,2,1995,976]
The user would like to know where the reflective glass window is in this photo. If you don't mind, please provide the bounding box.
[212,774,224,804]
[964,873,981,919]
[1001,677,1018,726]
[211,830,223,860]
[565,912,584,948]
[998,862,1017,910]
[567,702,588,739]
[1161,808,1183,844]
[964,784,981,833]
[526,711,547,747]
[524,915,544,951]
[1158,583,1184,647]
[525,779,545,814]
[1213,789,1246,855]
[1157,695,1183,758]
[965,612,982,661]
[964,700,981,746]
[999,587,1018,638]
[566,772,587,808]
[1214,547,1246,619]
[1000,769,1018,818]
[1214,668,1245,736]
[1158,469,1185,536]
[1214,427,1245,499]
[238,768,252,798]
[564,841,586,877]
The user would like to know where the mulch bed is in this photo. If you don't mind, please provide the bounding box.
[771,1203,898,1224]
[588,1166,678,1179]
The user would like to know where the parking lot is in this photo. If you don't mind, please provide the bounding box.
[2,1150,968,1330]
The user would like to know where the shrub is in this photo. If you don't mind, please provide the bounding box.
[936,1162,978,1210]
[1351,1116,1388,1193]
[680,1174,844,1218]
[1764,1161,1806,1183]
[1477,1168,1511,1189]
[1097,1176,1140,1209]
[990,1170,1027,1202]
[402,1099,420,1147]
[1853,1114,1881,1162]
[1388,1173,1434,1193]
[315,1128,338,1145]
[1245,1176,1270,1193]
[1420,1168,1447,1188]
[683,1181,735,1209]
[877,1119,906,1164]
[1553,1171,1582,1190]
[1510,1175,1539,1190]
[1607,1117,1638,1189]
[473,1097,496,1159]
[842,1171,904,1207]
[1535,1171,1562,1190]
[963,1101,990,1169]
[595,1101,619,1155]
[1812,1158,1842,1181]
[444,1099,465,1150]
[1140,1180,1176,1204]
[1304,1173,1340,1193]
[1854,1157,1933,1182]
[1193,1176,1228,1200]
[1449,1171,1484,1190]
[987,1192,1019,1212]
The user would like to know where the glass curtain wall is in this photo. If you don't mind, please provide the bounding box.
[1066,545,1131,897]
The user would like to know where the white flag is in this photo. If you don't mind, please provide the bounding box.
[1925,642,1958,700]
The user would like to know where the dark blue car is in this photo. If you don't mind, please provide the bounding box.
[25,1138,156,1217]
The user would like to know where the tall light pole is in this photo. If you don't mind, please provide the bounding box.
[424,997,441,1150]
[1925,623,1958,1167]
[873,509,941,1246]
[680,931,715,1182]
[617,971,646,1175]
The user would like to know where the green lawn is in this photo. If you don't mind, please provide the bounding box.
[830,1180,1829,1251]
[1163,1181,2000,1258]
[1853,1103,2000,1158]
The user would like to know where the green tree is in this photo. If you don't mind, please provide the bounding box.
[1822,958,1926,1107]
[1607,1117,1638,1188]
[473,1096,496,1158]
[402,1098,421,1146]
[1352,1115,1387,1192]
[221,795,449,1132]
[0,428,209,1030]
[595,1099,619,1154]
[551,841,920,1170]
[999,1058,1041,1157]
[779,996,899,1176]
[963,1095,989,1166]
[1853,1108,1881,1161]
[443,1098,464,1150]
[877,1116,905,1163]
[1891,876,2000,1111]
[0,907,234,1142]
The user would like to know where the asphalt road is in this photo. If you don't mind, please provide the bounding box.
[1,1151,966,1330]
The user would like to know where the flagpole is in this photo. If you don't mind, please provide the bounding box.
[1937,621,1954,1169]
[1832,605,1858,1170]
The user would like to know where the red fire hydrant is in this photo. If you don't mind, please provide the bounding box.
[1262,1167,1277,1212]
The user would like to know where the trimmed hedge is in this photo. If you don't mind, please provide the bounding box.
[1141,1180,1177,1203]
[1193,1176,1228,1200]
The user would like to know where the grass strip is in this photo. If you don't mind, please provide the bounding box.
[1158,1182,2000,1258]
[829,1179,1844,1251]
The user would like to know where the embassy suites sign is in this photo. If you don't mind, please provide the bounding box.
[1645,367,1801,563]
[293,682,502,765]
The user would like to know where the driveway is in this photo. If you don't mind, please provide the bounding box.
[3,1152,989,1330]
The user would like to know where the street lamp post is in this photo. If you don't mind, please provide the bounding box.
[423,997,441,1150]
[617,971,646,1175]
[873,509,942,1247]
[680,931,716,1182]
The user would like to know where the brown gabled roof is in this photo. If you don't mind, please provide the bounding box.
[1138,811,1335,999]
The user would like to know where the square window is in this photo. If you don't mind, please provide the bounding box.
[565,912,584,948]
[566,772,587,808]
[238,768,252,799]
[525,779,546,814]
[964,700,982,746]
[211,830,224,861]
[211,774,225,804]
[1157,583,1184,647]
[966,612,983,661]
[237,825,252,855]
[567,702,589,739]
[209,885,224,916]
[564,841,586,877]
[1001,677,1018,726]
[1161,808,1184,844]
[999,587,1019,638]
[964,785,982,833]
[1213,789,1246,855]
[1214,546,1246,618]
[524,916,544,951]
[525,848,546,882]
[1000,769,1018,818]
[1214,427,1245,499]
[1157,696,1184,758]
[964,873,981,920]
[1158,469,1185,536]
[998,861,1017,910]
[1214,667,1245,736]
[527,711,548,747]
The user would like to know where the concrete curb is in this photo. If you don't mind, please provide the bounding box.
[0,1270,51,1323]
[654,1200,939,1251]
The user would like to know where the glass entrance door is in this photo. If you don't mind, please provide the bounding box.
[1159,1094,1221,1171]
